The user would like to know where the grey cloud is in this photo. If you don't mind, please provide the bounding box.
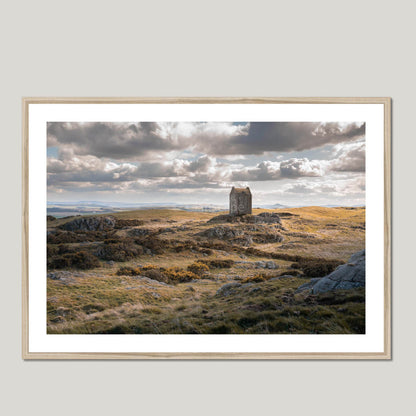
[47,136,366,196]
[48,122,176,159]
[230,158,326,182]
[48,121,365,159]
[231,161,281,181]
[204,122,365,156]
[188,155,214,172]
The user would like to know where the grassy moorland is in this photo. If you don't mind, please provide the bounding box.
[46,207,365,334]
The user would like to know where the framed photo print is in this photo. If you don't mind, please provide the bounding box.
[22,97,391,359]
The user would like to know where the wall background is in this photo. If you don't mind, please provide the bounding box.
[1,1,413,415]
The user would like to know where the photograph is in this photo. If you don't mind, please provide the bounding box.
[46,119,366,335]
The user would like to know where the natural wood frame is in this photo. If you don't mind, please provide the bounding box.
[22,97,391,360]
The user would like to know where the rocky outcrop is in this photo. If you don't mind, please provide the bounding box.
[253,212,282,224]
[61,216,116,231]
[296,250,365,294]
[197,225,244,239]
[208,213,282,225]
[197,224,283,245]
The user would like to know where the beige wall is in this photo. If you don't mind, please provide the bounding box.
[1,1,414,415]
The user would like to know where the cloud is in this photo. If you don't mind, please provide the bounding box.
[330,140,365,172]
[48,121,365,159]
[279,158,327,178]
[229,158,329,182]
[47,122,246,160]
[202,122,365,155]
[47,121,366,202]
[284,175,365,197]
[48,145,366,195]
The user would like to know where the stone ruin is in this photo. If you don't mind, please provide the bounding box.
[229,186,252,215]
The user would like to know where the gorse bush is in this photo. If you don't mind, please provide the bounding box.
[164,267,199,283]
[187,262,209,276]
[241,273,270,283]
[116,266,141,276]
[141,265,158,271]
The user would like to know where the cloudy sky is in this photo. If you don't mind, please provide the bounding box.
[47,121,365,207]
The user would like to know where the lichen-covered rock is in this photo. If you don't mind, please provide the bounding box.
[61,216,116,231]
[265,261,278,269]
[208,212,281,225]
[128,227,152,237]
[253,212,282,224]
[198,225,244,239]
[296,250,365,294]
[215,282,242,297]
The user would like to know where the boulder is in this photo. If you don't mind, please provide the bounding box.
[215,282,242,297]
[296,250,365,294]
[265,261,278,269]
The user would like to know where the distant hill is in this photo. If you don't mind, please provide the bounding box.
[259,203,288,209]
[47,201,364,218]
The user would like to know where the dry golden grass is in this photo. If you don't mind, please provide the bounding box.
[47,206,365,334]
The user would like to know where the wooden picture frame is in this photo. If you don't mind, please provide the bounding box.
[22,97,391,359]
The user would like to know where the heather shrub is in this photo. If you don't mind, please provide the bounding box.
[200,259,234,269]
[291,259,343,277]
[173,241,197,253]
[142,269,169,283]
[47,230,107,244]
[47,245,59,257]
[95,242,142,261]
[199,240,233,251]
[136,236,167,254]
[114,219,145,229]
[48,251,100,270]
[103,238,121,245]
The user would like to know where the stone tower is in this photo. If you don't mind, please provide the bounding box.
[229,187,252,215]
